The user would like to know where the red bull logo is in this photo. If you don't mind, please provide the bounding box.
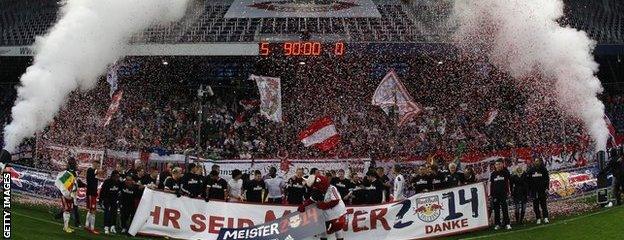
[77,187,87,200]
[414,196,442,222]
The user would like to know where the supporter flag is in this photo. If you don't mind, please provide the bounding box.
[249,74,282,122]
[55,170,76,193]
[372,69,420,125]
[103,90,124,127]
[484,109,498,126]
[106,64,120,97]
[298,117,340,151]
[2,167,24,188]
[604,114,619,145]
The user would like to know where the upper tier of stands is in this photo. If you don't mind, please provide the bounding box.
[1,0,622,46]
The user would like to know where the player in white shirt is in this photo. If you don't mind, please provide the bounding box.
[264,167,285,203]
[392,164,406,201]
[228,169,244,202]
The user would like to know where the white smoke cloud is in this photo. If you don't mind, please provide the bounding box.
[451,0,609,150]
[3,0,190,152]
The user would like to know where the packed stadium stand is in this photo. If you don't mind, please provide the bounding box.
[0,1,620,158]
[1,0,623,159]
[17,53,588,161]
[1,0,623,46]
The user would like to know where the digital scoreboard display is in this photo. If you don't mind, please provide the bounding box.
[259,41,346,57]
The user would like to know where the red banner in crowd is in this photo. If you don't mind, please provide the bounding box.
[103,90,124,126]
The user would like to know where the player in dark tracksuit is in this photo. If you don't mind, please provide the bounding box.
[164,167,184,198]
[119,175,143,234]
[181,164,204,198]
[139,168,157,186]
[286,168,307,205]
[99,170,121,234]
[430,165,447,191]
[412,166,432,194]
[510,168,529,224]
[330,169,353,200]
[526,158,550,224]
[490,159,512,229]
[205,170,229,201]
[445,163,465,188]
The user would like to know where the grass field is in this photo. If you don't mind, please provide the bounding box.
[10,202,624,240]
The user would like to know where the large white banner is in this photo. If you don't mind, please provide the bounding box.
[129,183,489,240]
[225,0,382,18]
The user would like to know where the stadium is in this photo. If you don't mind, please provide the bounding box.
[0,0,623,239]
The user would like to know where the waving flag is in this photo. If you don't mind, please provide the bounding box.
[250,74,282,122]
[298,117,340,151]
[55,170,76,197]
[1,167,24,188]
[484,109,499,126]
[372,70,421,125]
[106,64,120,97]
[103,90,124,127]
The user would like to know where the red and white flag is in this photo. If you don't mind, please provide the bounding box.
[249,74,282,122]
[103,90,123,127]
[372,69,421,125]
[298,117,340,151]
[484,109,498,126]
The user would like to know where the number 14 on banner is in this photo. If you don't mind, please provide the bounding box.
[393,187,481,229]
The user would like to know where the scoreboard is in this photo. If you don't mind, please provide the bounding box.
[259,41,346,57]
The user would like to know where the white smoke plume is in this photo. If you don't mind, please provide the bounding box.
[451,0,609,150]
[3,0,190,152]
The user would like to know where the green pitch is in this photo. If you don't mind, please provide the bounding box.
[12,204,156,240]
[10,203,624,240]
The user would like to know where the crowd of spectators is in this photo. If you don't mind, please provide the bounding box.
[0,55,613,167]
[30,53,596,162]
[604,94,624,132]
[200,53,588,160]
[40,62,197,155]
